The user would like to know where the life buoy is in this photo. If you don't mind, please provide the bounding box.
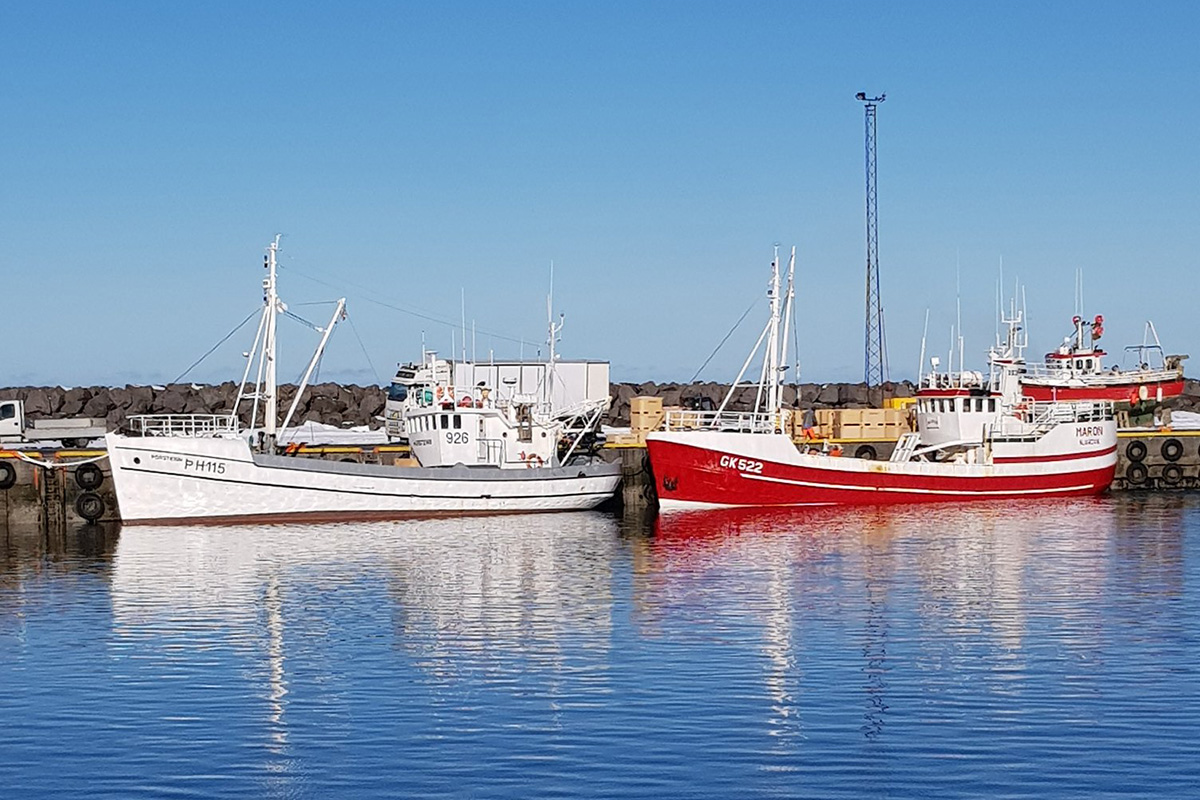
[525,454,544,468]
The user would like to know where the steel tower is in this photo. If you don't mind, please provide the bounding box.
[857,92,887,385]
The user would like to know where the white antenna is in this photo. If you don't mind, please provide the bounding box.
[996,255,1003,347]
[918,307,930,384]
[460,287,467,364]
[955,252,963,375]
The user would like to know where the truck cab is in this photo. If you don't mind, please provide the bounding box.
[0,400,27,442]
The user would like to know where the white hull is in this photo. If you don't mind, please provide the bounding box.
[106,433,621,524]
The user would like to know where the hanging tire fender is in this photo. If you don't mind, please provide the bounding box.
[1161,464,1184,486]
[75,492,105,522]
[74,463,104,490]
[1161,438,1184,462]
[0,461,15,490]
[1125,440,1147,463]
[1125,463,1149,485]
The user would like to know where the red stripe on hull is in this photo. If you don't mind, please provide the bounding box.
[1020,380,1185,403]
[993,443,1118,464]
[647,439,1116,509]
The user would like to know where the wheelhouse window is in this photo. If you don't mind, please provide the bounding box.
[441,414,449,430]
[453,414,461,429]
[988,399,996,412]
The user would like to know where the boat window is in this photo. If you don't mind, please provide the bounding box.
[988,398,996,412]
[387,384,408,402]
[441,414,449,430]
[453,414,461,429]
[0,403,13,420]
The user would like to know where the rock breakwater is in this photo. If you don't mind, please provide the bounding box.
[4,379,1199,431]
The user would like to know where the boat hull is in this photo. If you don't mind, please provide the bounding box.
[646,428,1117,512]
[1020,378,1184,404]
[106,433,621,525]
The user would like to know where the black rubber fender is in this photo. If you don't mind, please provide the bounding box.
[74,463,104,490]
[1161,464,1184,485]
[1125,462,1149,485]
[1125,440,1147,463]
[0,461,15,490]
[1161,438,1184,462]
[75,492,105,522]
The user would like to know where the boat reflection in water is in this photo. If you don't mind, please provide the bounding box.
[109,513,622,763]
[634,497,1183,747]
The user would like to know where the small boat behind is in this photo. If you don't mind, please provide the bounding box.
[1019,315,1187,406]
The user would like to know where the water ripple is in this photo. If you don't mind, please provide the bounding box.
[1,497,1199,798]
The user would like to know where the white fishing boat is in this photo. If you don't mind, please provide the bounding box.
[105,238,621,525]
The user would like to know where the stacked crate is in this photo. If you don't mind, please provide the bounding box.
[627,396,665,445]
[792,407,914,441]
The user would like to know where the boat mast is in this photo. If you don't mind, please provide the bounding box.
[766,246,783,413]
[545,261,564,414]
[776,246,796,412]
[263,235,282,450]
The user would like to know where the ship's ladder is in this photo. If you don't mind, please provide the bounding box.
[890,432,921,463]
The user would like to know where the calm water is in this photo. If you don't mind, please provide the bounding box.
[2,496,1198,798]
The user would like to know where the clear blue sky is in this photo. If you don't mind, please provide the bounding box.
[3,1,1197,387]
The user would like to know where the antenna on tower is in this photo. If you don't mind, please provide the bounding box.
[857,91,887,386]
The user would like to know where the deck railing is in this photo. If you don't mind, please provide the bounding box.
[1020,363,1180,384]
[126,414,240,437]
[662,409,790,434]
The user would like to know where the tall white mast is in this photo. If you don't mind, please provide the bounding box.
[545,260,563,411]
[766,246,782,413]
[777,246,796,411]
[263,235,282,450]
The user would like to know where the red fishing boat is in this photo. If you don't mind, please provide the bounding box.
[646,251,1118,513]
[1018,315,1186,406]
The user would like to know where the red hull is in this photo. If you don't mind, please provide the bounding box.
[647,438,1116,510]
[1020,379,1185,403]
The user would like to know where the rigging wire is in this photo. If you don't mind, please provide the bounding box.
[687,296,761,384]
[277,260,536,348]
[171,308,261,385]
[347,313,383,386]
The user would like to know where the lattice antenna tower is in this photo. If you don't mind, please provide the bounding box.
[856,92,887,385]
